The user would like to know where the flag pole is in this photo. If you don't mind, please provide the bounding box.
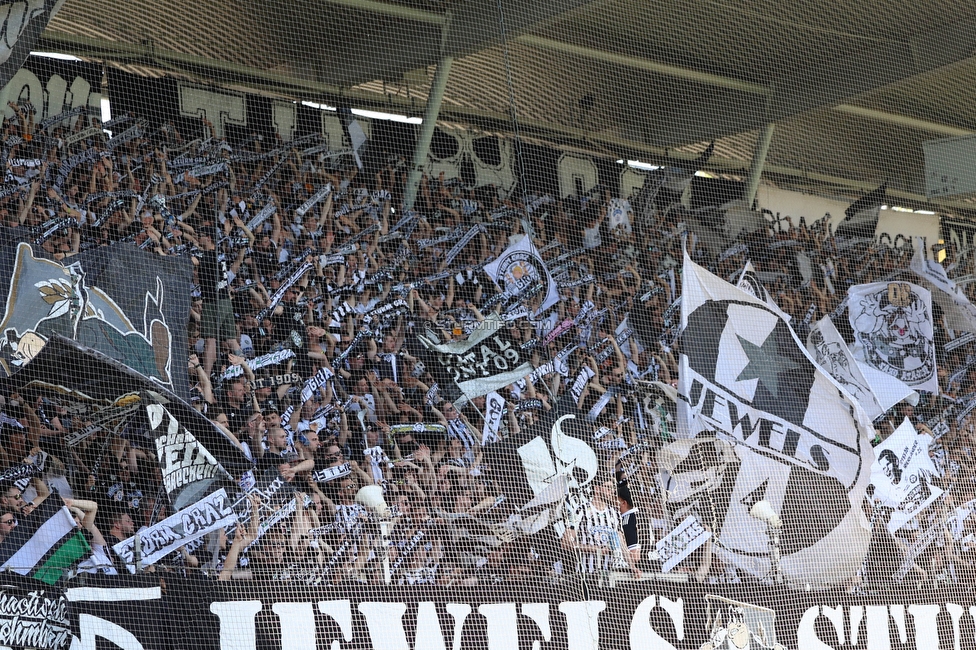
[852,497,880,594]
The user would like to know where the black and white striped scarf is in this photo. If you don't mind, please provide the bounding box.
[330,301,354,327]
[446,418,477,452]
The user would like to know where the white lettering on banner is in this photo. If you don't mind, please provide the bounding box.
[208,600,596,650]
[112,489,237,571]
[178,84,246,138]
[558,153,600,199]
[629,596,684,650]
[149,404,228,494]
[318,600,354,649]
[796,603,976,650]
[209,600,263,650]
[0,588,70,649]
[439,335,521,383]
[0,67,100,123]
[272,603,316,650]
[686,373,860,487]
[77,614,144,650]
[62,592,976,649]
[558,601,606,650]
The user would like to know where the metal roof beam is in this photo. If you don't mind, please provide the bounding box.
[516,35,769,95]
[244,0,596,87]
[445,0,596,58]
[832,104,973,137]
[650,17,976,146]
[320,0,447,25]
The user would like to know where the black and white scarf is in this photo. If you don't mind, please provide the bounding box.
[295,184,332,217]
[443,224,485,266]
[250,154,290,198]
[246,200,277,232]
[106,123,144,150]
[55,147,109,188]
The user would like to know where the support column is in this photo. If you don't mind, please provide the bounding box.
[402,55,454,211]
[742,123,775,207]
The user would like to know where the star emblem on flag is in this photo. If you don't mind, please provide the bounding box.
[677,254,876,587]
[736,332,802,399]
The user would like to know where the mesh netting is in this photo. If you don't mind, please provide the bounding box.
[0,1,971,649]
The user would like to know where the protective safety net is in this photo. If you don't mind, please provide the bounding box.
[0,1,970,649]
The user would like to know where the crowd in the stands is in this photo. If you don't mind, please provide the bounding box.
[0,99,973,592]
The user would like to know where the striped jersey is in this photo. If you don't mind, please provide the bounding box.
[570,503,625,573]
[446,418,478,456]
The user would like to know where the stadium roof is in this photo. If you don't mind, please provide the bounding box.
[39,0,976,211]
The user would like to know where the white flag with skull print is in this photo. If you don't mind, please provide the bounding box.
[677,253,875,588]
[848,281,939,393]
[806,316,917,420]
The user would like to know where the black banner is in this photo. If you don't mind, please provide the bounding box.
[0,573,69,650]
[0,238,194,400]
[0,336,253,477]
[43,576,976,650]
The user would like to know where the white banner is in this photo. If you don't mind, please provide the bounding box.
[871,419,942,533]
[418,315,534,400]
[678,254,875,588]
[482,391,505,444]
[755,186,940,245]
[806,316,916,420]
[848,281,939,392]
[656,516,711,572]
[112,489,237,572]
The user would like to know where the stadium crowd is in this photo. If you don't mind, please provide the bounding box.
[0,101,973,592]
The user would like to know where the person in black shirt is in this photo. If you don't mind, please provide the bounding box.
[615,465,642,566]
[214,375,251,435]
[271,284,313,377]
[103,506,136,573]
[193,231,242,376]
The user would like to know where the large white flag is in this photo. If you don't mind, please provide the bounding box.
[482,236,560,315]
[848,281,939,393]
[807,316,917,420]
[677,254,875,588]
[870,419,942,533]
[910,237,976,334]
